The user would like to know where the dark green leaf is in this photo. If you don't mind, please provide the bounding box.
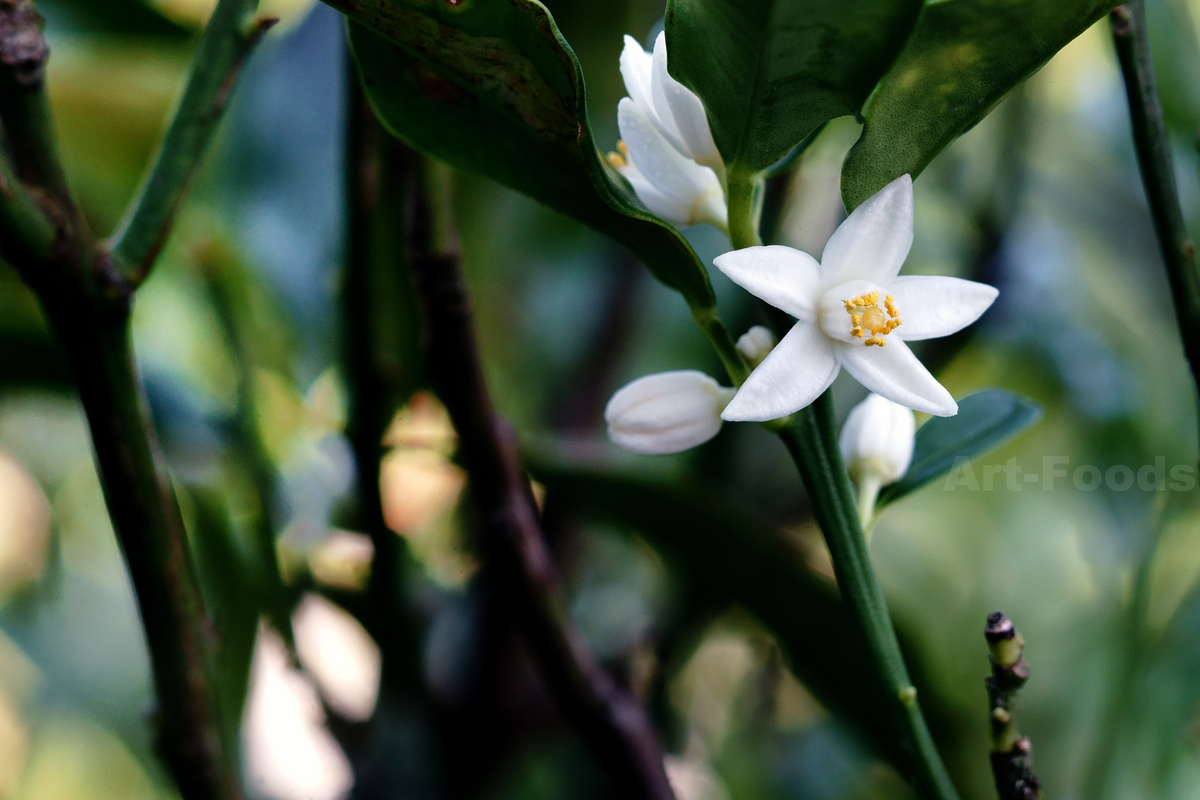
[841,0,1120,209]
[665,0,922,175]
[877,389,1042,507]
[335,0,717,311]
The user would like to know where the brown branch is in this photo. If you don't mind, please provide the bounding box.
[403,150,675,800]
[1111,0,1200,450]
[0,4,245,797]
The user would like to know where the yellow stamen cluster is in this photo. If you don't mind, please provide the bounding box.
[843,291,902,347]
[607,140,631,170]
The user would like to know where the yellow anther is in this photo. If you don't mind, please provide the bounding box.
[618,140,630,157]
[607,151,627,169]
[843,290,902,347]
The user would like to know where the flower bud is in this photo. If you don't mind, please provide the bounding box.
[605,371,735,455]
[839,393,915,485]
[735,325,777,367]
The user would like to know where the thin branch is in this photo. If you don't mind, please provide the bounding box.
[108,0,275,285]
[341,68,424,687]
[0,5,241,796]
[404,151,676,800]
[1110,0,1200,445]
[38,286,239,800]
[0,0,70,201]
[984,612,1042,800]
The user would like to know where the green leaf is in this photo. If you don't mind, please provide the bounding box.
[527,455,954,773]
[877,389,1042,507]
[665,0,922,175]
[841,0,1120,209]
[335,0,717,311]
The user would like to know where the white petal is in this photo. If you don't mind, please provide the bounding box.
[713,246,823,322]
[647,33,690,155]
[619,98,722,220]
[651,32,721,167]
[833,338,957,416]
[820,174,914,287]
[619,36,656,122]
[605,370,733,455]
[839,393,915,484]
[885,275,998,341]
[721,322,839,422]
[619,160,692,225]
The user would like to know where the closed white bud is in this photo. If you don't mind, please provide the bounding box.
[839,393,915,485]
[605,370,736,455]
[735,325,776,367]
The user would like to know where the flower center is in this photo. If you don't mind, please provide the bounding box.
[843,291,901,347]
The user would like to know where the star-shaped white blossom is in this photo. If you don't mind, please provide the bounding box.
[608,33,726,229]
[714,175,998,421]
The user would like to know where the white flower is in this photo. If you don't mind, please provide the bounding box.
[839,393,915,486]
[608,33,726,229]
[840,393,915,531]
[605,370,735,455]
[735,325,776,367]
[713,174,997,421]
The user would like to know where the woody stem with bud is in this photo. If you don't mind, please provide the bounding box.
[985,612,1042,800]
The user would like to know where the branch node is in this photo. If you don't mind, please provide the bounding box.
[0,0,47,88]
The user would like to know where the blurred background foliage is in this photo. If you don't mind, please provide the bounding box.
[2,0,1200,799]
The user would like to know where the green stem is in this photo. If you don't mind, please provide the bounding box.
[691,304,750,386]
[109,0,274,284]
[1110,0,1200,450]
[855,474,882,538]
[0,150,55,263]
[778,393,961,800]
[726,170,762,250]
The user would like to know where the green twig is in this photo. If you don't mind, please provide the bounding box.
[777,394,961,800]
[1110,0,1200,448]
[691,304,750,386]
[985,612,1042,800]
[109,0,275,285]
